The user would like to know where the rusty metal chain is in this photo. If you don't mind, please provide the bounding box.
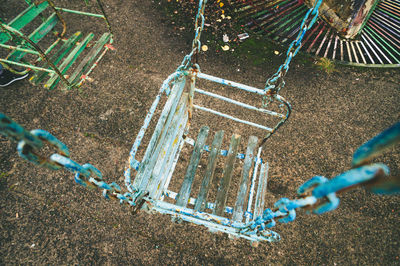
[0,113,148,213]
[262,0,323,108]
[240,121,400,236]
[176,0,207,72]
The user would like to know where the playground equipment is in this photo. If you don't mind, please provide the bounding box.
[0,0,113,89]
[232,0,400,67]
[0,0,399,244]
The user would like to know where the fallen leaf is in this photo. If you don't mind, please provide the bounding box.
[221,45,230,51]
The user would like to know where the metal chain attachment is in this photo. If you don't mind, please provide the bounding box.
[176,0,207,72]
[262,0,323,107]
[240,121,400,236]
[0,113,148,213]
[1,116,399,237]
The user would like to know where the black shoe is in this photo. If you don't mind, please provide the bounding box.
[0,68,29,87]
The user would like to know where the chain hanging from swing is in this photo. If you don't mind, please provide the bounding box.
[175,0,323,109]
[262,0,322,108]
[176,0,207,72]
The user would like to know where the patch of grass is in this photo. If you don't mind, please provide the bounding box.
[233,36,277,66]
[0,172,10,178]
[315,57,338,74]
[83,132,97,139]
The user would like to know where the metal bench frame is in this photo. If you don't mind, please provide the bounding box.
[0,0,113,89]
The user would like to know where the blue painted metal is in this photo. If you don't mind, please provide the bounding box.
[263,0,323,106]
[18,129,69,170]
[196,72,266,95]
[0,113,42,149]
[240,163,392,237]
[193,104,273,132]
[312,164,390,198]
[352,121,400,167]
[0,0,399,245]
[0,112,148,212]
[194,88,286,118]
[298,176,339,214]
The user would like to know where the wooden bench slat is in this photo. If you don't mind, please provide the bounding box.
[214,134,241,216]
[176,126,210,207]
[194,130,224,212]
[232,136,258,222]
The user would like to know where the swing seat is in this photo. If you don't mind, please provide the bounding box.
[127,69,291,242]
[0,1,113,89]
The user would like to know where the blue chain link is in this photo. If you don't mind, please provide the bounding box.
[262,0,323,107]
[240,121,400,236]
[176,0,207,72]
[0,113,148,212]
[0,115,399,235]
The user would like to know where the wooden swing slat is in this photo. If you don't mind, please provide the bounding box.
[214,134,241,216]
[134,79,186,191]
[194,130,225,212]
[232,136,258,222]
[7,13,59,62]
[147,94,189,197]
[68,32,112,85]
[0,2,50,44]
[45,32,94,89]
[32,32,83,84]
[152,113,188,200]
[254,162,269,219]
[176,126,210,207]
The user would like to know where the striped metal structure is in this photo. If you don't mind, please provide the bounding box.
[232,0,400,67]
[0,0,113,89]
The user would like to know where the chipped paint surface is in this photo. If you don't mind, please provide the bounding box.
[305,0,379,38]
[0,0,113,88]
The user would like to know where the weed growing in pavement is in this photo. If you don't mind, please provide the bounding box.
[315,57,338,74]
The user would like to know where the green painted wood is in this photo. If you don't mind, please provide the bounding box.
[68,32,111,85]
[0,2,49,44]
[147,94,188,198]
[194,130,224,212]
[45,33,94,89]
[254,162,269,219]
[134,78,186,191]
[232,136,258,222]
[31,31,83,84]
[176,126,210,207]
[214,133,241,217]
[7,13,59,62]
